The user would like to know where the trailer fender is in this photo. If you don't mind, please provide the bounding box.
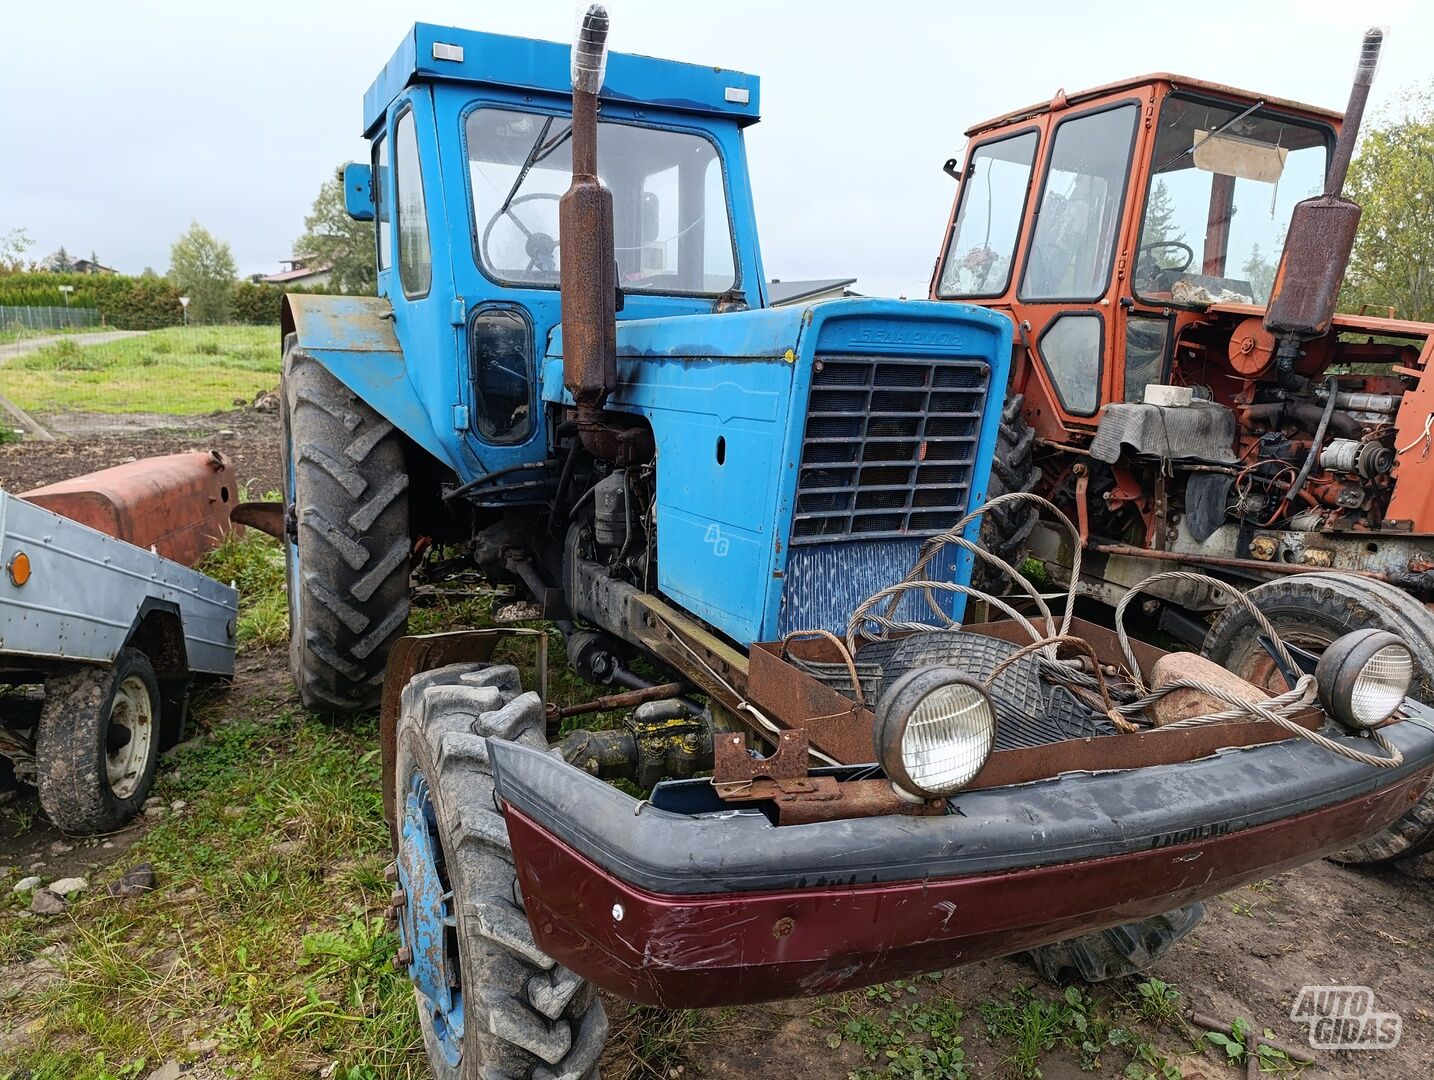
[281,294,448,466]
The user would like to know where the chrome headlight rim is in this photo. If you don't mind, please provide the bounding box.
[1314,628,1413,730]
[872,665,996,800]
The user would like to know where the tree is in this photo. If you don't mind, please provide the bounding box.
[168,221,237,323]
[1139,179,1187,268]
[42,245,74,273]
[1340,82,1434,322]
[1242,242,1277,302]
[293,165,376,294]
[0,227,32,272]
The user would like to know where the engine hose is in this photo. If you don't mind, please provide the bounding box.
[1283,376,1339,516]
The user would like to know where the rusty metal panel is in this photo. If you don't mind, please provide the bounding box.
[1263,197,1362,338]
[22,451,236,568]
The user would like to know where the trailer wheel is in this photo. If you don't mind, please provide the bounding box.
[1026,902,1205,984]
[1202,573,1434,864]
[283,337,410,714]
[976,394,1040,592]
[35,648,161,834]
[392,662,606,1080]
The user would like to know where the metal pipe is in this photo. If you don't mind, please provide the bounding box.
[547,681,698,721]
[559,5,619,459]
[1285,377,1340,512]
[1326,28,1384,197]
[1087,540,1401,583]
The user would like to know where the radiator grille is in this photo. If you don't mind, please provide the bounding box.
[791,355,989,543]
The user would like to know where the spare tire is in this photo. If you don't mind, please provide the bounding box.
[1202,573,1434,864]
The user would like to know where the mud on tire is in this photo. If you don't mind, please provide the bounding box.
[393,662,607,1080]
[1025,903,1205,984]
[283,337,410,714]
[1202,573,1434,864]
[35,648,161,835]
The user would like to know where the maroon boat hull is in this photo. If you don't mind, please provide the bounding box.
[505,769,1431,1008]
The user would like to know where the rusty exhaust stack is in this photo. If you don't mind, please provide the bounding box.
[1264,27,1384,386]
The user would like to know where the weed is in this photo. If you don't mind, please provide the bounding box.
[1204,1017,1302,1074]
[1130,977,1182,1027]
[608,1005,713,1080]
[199,527,288,649]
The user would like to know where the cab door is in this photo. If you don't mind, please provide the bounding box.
[1010,99,1144,440]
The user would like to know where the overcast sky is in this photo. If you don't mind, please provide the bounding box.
[2,0,1428,298]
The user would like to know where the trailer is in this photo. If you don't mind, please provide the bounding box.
[0,487,238,833]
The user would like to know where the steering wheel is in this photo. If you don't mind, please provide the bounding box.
[1135,240,1195,291]
[482,192,561,276]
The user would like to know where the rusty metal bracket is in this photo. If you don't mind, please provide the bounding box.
[712,730,809,787]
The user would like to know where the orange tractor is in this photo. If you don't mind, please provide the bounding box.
[930,29,1434,862]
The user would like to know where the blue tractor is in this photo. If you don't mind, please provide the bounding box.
[277,10,1434,1078]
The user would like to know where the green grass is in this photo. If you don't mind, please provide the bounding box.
[200,524,289,650]
[3,325,277,415]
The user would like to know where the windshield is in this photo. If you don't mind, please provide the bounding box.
[1134,94,1330,307]
[936,129,1038,298]
[467,107,737,295]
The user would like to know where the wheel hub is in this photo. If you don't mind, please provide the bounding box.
[106,674,154,800]
[397,771,465,1067]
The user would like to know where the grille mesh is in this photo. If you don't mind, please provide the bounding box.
[792,355,989,543]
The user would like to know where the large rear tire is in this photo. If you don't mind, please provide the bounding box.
[1026,903,1205,984]
[977,393,1040,593]
[1202,573,1434,864]
[282,338,410,714]
[392,662,607,1079]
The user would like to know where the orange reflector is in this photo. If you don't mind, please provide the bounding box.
[7,551,30,587]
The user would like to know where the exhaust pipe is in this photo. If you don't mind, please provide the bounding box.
[1265,27,1384,382]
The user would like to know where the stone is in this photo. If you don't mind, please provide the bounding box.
[187,1038,220,1055]
[11,876,40,894]
[1149,652,1269,727]
[271,840,304,857]
[108,863,156,899]
[29,888,67,915]
[47,841,73,854]
[144,805,166,819]
[170,799,187,812]
[143,796,164,809]
[222,805,247,819]
[144,1061,184,1080]
[47,876,87,896]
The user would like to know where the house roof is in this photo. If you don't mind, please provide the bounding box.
[260,264,332,284]
[767,277,857,306]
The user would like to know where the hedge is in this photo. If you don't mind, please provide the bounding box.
[0,273,333,329]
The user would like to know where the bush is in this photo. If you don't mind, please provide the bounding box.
[0,272,183,329]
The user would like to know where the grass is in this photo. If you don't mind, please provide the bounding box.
[200,523,289,650]
[2,325,277,415]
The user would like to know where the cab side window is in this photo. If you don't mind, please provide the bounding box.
[470,308,532,443]
[373,134,391,271]
[394,109,432,297]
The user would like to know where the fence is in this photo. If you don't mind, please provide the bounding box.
[0,323,280,440]
[0,305,102,334]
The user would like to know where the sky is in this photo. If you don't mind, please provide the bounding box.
[2,0,1429,298]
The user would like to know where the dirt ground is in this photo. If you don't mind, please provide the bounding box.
[1,425,1431,1079]
[0,406,281,497]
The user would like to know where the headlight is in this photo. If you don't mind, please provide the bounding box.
[873,666,995,800]
[1315,628,1413,730]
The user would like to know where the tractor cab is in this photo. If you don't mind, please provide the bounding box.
[331,23,768,478]
[931,75,1339,442]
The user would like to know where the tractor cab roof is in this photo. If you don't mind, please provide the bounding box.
[363,23,761,136]
[964,73,1341,138]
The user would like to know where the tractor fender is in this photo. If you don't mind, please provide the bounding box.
[280,294,449,467]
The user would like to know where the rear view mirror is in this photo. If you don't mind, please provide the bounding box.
[1192,131,1287,184]
[343,162,375,222]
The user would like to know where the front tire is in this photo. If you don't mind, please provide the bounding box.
[35,648,161,834]
[282,338,411,714]
[1202,573,1434,864]
[976,393,1040,593]
[1026,903,1205,984]
[392,662,607,1079]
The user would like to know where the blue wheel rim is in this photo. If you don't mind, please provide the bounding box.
[284,430,301,630]
[398,769,465,1068]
